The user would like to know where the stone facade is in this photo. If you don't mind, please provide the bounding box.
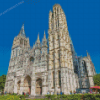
[4,4,96,95]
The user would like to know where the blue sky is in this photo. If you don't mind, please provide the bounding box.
[0,0,100,76]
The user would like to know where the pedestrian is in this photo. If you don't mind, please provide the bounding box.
[60,91,62,95]
[57,92,59,95]
[51,91,53,95]
[47,91,50,95]
[24,92,25,96]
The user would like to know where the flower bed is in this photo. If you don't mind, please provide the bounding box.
[45,94,100,100]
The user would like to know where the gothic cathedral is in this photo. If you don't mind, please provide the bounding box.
[4,4,96,95]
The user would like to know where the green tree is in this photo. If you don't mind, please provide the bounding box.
[0,75,6,91]
[93,73,100,86]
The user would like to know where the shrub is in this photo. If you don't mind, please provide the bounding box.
[45,94,57,100]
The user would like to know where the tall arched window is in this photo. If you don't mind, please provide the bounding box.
[20,39,23,45]
[13,50,14,56]
[24,40,27,46]
[52,71,55,87]
[58,20,59,27]
[30,57,34,65]
[19,50,20,55]
[16,49,17,57]
[58,70,61,87]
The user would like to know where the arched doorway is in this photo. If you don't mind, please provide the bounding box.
[17,81,21,94]
[36,78,42,95]
[24,75,31,95]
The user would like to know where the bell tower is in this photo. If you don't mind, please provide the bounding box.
[11,24,30,59]
[48,4,75,94]
[48,4,74,70]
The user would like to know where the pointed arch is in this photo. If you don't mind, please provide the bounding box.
[23,75,31,94]
[36,78,42,95]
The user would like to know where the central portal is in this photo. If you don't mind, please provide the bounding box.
[24,75,31,95]
[36,78,42,95]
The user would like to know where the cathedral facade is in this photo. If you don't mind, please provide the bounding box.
[4,4,96,95]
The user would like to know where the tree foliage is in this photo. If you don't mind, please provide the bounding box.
[0,75,6,91]
[93,73,100,86]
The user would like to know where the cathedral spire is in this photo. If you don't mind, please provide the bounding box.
[43,30,47,41]
[36,33,40,43]
[86,50,91,60]
[86,50,89,57]
[42,31,47,48]
[19,24,26,37]
[33,43,35,49]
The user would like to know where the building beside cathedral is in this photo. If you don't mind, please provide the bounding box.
[4,4,96,95]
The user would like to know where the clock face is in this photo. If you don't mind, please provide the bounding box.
[20,0,40,4]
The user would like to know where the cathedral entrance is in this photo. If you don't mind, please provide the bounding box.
[24,75,31,95]
[17,81,21,94]
[36,78,42,95]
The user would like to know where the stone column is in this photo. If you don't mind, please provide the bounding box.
[63,70,67,94]
[70,71,73,93]
[42,75,47,95]
[19,77,24,95]
[61,69,64,93]
[67,69,70,94]
[48,71,51,91]
[31,80,36,96]
[54,70,58,94]
[73,74,76,92]
[31,71,36,96]
[71,72,74,93]
[14,78,17,94]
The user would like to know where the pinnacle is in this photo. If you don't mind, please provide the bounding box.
[36,33,40,43]
[86,50,89,56]
[43,30,46,41]
[18,24,26,37]
[22,23,24,30]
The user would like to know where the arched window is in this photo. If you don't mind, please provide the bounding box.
[58,20,59,27]
[30,57,34,62]
[20,39,23,45]
[16,49,17,57]
[52,71,55,87]
[24,40,27,46]
[58,70,61,87]
[13,50,14,56]
[57,8,59,13]
[30,57,34,65]
[19,50,20,55]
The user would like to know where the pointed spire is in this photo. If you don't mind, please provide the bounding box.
[86,50,89,56]
[42,31,47,48]
[19,24,26,37]
[22,23,24,30]
[33,43,35,49]
[36,33,40,43]
[49,10,52,14]
[86,50,91,60]
[43,30,46,41]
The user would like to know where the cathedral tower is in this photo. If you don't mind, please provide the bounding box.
[48,4,74,70]
[41,31,48,61]
[11,24,30,58]
[48,4,76,94]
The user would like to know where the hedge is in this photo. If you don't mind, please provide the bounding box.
[45,94,100,100]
